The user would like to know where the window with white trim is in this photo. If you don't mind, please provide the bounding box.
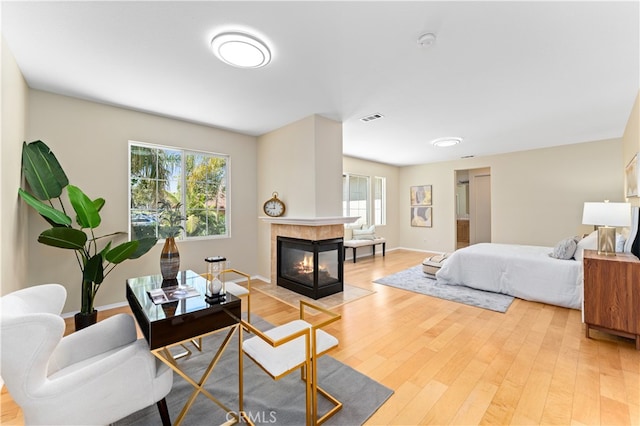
[129,142,229,241]
[342,173,369,226]
[373,176,386,225]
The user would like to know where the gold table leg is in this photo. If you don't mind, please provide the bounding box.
[152,325,242,426]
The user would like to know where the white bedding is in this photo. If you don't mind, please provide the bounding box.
[435,243,583,309]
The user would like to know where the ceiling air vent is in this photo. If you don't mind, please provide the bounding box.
[360,113,384,122]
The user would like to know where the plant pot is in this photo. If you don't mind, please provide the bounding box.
[74,310,98,331]
[160,236,180,280]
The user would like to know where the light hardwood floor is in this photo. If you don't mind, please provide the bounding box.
[2,249,639,425]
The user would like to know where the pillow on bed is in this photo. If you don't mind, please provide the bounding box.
[574,231,598,261]
[549,237,579,260]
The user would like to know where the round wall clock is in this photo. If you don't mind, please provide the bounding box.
[263,192,286,217]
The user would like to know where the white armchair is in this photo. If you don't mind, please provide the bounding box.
[0,284,173,425]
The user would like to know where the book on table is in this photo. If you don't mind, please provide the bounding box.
[148,285,200,305]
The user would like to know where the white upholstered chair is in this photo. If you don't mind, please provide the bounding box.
[0,284,173,425]
[240,301,342,425]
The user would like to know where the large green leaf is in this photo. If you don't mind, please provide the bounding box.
[68,185,101,229]
[38,227,87,250]
[18,189,72,226]
[105,241,139,264]
[83,254,104,284]
[99,241,112,258]
[129,237,158,259]
[21,140,68,200]
[93,197,106,212]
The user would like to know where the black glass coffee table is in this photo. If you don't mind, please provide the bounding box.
[126,270,243,425]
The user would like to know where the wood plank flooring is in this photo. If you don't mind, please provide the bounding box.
[2,249,639,425]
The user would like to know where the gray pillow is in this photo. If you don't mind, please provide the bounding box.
[549,237,578,260]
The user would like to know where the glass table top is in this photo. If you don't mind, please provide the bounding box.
[126,269,239,322]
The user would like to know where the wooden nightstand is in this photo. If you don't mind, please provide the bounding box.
[583,249,640,350]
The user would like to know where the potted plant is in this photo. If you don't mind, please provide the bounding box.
[158,200,185,280]
[18,140,157,330]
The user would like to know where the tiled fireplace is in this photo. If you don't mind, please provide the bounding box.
[265,217,355,298]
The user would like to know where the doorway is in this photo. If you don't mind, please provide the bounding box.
[455,168,491,248]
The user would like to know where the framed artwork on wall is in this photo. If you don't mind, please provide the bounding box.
[410,185,432,206]
[411,206,432,227]
[626,153,638,198]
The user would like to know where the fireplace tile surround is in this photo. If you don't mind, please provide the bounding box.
[262,217,357,286]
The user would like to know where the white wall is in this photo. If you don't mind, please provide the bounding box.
[26,91,258,313]
[1,37,29,295]
[400,138,624,253]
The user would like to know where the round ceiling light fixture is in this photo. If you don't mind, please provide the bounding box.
[431,137,462,147]
[211,31,271,68]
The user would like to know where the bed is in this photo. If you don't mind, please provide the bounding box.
[435,243,584,309]
[436,207,640,310]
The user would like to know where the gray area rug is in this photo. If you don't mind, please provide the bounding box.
[116,316,392,425]
[374,265,514,313]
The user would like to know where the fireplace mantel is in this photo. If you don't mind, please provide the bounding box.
[260,216,358,226]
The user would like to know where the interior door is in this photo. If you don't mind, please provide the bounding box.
[473,174,491,243]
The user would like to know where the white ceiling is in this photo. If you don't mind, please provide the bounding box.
[2,1,639,166]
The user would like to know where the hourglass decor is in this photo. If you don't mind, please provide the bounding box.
[205,256,227,303]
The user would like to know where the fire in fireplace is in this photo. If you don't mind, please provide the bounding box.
[277,236,344,299]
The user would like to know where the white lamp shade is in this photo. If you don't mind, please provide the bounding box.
[582,202,631,227]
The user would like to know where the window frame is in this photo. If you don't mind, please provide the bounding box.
[342,173,371,226]
[373,176,386,226]
[128,140,230,242]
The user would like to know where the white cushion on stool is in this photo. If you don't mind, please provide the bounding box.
[243,319,338,377]
[343,237,386,248]
[225,281,249,296]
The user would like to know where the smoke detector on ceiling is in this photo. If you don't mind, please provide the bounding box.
[417,33,437,47]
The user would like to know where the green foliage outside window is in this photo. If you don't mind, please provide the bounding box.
[129,143,228,240]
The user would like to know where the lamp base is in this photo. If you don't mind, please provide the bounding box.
[597,226,616,256]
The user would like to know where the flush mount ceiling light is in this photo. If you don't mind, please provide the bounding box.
[431,137,462,147]
[211,31,271,68]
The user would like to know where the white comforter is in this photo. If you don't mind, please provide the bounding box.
[435,243,583,309]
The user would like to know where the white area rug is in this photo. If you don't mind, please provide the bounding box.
[374,265,514,313]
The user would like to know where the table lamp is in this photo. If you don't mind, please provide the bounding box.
[582,201,631,255]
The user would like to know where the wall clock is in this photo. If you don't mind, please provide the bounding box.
[263,192,286,217]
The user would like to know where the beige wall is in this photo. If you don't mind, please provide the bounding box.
[1,37,29,295]
[313,116,344,217]
[623,91,639,207]
[256,115,343,279]
[26,91,258,313]
[257,114,342,218]
[342,156,400,255]
[399,139,624,253]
